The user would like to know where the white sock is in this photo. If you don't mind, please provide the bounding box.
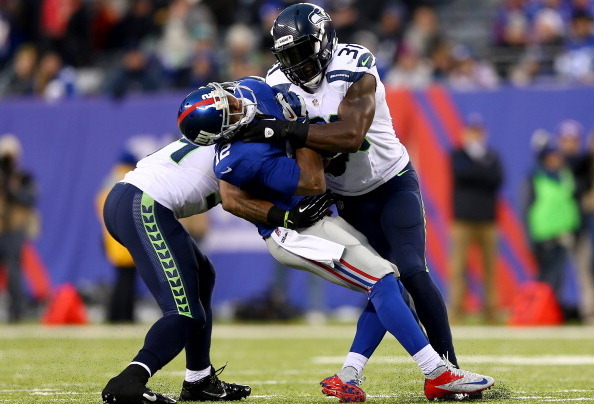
[130,361,152,377]
[412,345,445,376]
[342,352,368,375]
[185,365,212,382]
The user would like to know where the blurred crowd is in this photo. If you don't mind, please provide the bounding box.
[523,119,594,324]
[1,0,594,101]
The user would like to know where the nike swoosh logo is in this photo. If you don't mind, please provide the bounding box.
[462,378,490,385]
[298,206,309,213]
[361,55,371,66]
[201,390,227,398]
[142,392,157,402]
[221,167,232,174]
[396,169,409,176]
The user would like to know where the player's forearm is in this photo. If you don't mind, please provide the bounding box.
[295,148,326,196]
[305,122,367,153]
[219,181,274,224]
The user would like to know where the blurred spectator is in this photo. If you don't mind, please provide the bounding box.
[106,0,161,51]
[555,9,594,84]
[328,0,359,44]
[524,140,581,316]
[447,45,500,90]
[0,44,37,97]
[555,119,592,321]
[494,0,530,48]
[577,129,594,324]
[0,134,38,323]
[448,114,504,324]
[385,45,432,89]
[403,5,442,58]
[428,36,455,82]
[185,50,220,89]
[492,0,531,79]
[373,2,406,79]
[156,0,217,89]
[219,23,262,81]
[39,0,93,67]
[95,135,162,323]
[33,50,77,101]
[103,48,162,99]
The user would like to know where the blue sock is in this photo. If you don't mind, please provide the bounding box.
[349,300,386,358]
[369,275,429,356]
[401,272,457,366]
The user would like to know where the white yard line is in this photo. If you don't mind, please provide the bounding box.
[313,355,594,365]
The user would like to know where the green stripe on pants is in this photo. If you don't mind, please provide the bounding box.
[140,193,192,317]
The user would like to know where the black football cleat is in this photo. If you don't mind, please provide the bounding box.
[178,365,251,401]
[102,366,176,404]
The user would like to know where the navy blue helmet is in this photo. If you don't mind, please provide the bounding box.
[271,3,337,89]
[177,82,256,146]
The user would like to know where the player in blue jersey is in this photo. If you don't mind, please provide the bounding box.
[236,3,469,401]
[100,82,330,403]
[177,78,495,401]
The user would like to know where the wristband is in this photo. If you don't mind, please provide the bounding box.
[287,121,309,148]
[267,205,287,228]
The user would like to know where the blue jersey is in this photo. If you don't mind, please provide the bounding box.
[214,78,303,237]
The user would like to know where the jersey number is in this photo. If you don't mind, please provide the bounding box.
[337,44,362,60]
[215,143,231,166]
[170,138,200,164]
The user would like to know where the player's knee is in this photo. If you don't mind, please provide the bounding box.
[369,274,399,298]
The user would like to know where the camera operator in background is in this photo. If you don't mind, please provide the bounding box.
[0,134,38,323]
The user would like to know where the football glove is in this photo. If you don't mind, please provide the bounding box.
[240,114,309,148]
[267,191,335,230]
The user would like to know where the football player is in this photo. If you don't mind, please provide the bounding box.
[178,77,495,401]
[100,85,329,403]
[237,3,466,401]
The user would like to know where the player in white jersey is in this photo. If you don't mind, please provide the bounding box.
[179,79,494,403]
[101,131,328,403]
[238,3,467,401]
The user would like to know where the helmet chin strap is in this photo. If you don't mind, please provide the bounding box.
[302,71,323,89]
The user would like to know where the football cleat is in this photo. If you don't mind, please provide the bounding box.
[320,374,366,403]
[178,364,251,401]
[102,377,176,404]
[424,360,494,400]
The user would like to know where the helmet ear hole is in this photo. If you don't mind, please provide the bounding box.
[177,82,258,145]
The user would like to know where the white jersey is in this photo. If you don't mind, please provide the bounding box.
[122,139,220,218]
[266,43,409,196]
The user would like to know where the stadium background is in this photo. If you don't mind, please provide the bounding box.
[0,0,592,318]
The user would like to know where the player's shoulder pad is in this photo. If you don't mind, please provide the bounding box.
[236,75,265,82]
[333,43,376,68]
[325,43,376,84]
[266,62,291,86]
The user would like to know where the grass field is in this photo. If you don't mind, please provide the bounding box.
[1,323,594,403]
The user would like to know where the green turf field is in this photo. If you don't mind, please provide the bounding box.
[1,323,593,403]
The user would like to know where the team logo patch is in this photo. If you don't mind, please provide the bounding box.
[308,7,331,26]
[264,127,275,138]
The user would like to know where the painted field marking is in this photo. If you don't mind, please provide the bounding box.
[313,355,594,366]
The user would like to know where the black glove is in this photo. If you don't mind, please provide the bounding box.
[267,191,335,229]
[241,115,309,148]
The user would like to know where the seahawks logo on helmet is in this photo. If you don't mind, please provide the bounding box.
[308,7,331,26]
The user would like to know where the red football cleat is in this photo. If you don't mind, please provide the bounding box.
[320,374,366,403]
